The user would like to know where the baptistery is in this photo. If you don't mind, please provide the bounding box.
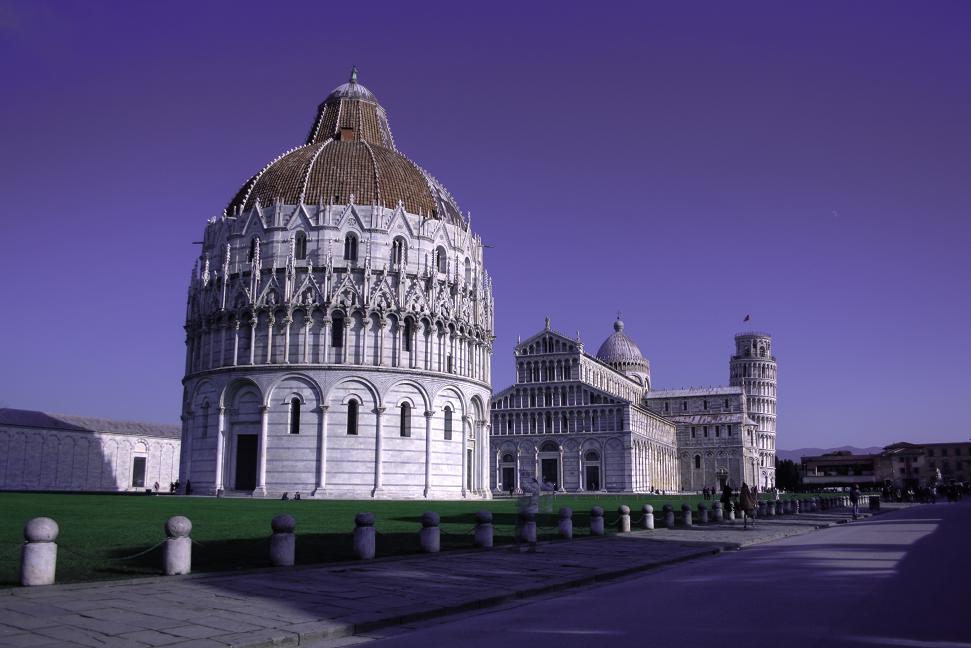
[179,69,494,499]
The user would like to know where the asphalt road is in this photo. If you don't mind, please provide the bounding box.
[349,500,971,648]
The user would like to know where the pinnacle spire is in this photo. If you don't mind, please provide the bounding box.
[349,66,358,83]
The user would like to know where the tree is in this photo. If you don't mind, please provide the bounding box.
[775,458,801,491]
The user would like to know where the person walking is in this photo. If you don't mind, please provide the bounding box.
[740,482,756,529]
[850,483,860,519]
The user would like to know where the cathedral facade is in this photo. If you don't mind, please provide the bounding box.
[489,320,777,493]
[180,71,494,499]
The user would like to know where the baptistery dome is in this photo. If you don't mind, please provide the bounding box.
[596,318,651,389]
[226,68,463,225]
[180,69,494,500]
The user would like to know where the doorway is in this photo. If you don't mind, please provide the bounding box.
[235,434,258,491]
[585,465,600,491]
[541,458,559,488]
[717,467,728,490]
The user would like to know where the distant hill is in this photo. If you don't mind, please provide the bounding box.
[776,446,884,462]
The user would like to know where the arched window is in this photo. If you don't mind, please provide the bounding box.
[248,237,259,262]
[540,441,559,452]
[289,397,301,434]
[344,233,358,262]
[694,455,701,469]
[391,237,406,267]
[464,257,472,284]
[435,246,447,273]
[545,412,552,430]
[585,450,600,462]
[399,402,411,437]
[294,231,308,260]
[403,319,413,352]
[331,313,344,348]
[346,399,359,435]
[502,453,514,463]
[444,406,453,440]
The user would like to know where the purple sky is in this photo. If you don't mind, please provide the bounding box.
[1,1,969,449]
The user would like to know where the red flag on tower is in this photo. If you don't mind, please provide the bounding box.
[743,314,751,322]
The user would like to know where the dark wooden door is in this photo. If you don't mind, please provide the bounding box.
[235,435,258,491]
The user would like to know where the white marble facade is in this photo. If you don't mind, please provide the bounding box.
[0,410,180,492]
[180,72,494,499]
[491,321,777,493]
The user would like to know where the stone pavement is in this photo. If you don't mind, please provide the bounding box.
[0,505,890,648]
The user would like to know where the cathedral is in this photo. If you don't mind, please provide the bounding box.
[179,70,494,499]
[489,319,777,493]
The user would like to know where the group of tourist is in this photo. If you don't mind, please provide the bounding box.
[281,492,303,500]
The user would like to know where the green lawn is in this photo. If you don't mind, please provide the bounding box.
[0,491,836,586]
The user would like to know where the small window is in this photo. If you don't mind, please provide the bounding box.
[444,406,453,440]
[694,455,701,469]
[399,403,411,437]
[703,426,709,438]
[332,314,344,348]
[436,246,447,273]
[727,425,732,437]
[391,237,406,266]
[664,401,669,412]
[344,234,358,262]
[294,231,308,260]
[691,426,696,439]
[724,399,729,409]
[447,354,453,373]
[703,400,708,410]
[347,399,359,435]
[289,397,301,435]
[403,319,413,352]
[464,257,472,284]
[248,237,259,262]
[682,400,687,411]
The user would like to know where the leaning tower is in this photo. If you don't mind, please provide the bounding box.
[730,333,777,488]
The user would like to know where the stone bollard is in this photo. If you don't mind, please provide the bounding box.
[21,517,59,586]
[766,500,775,516]
[793,500,801,515]
[681,503,693,527]
[712,501,724,523]
[776,501,784,516]
[269,514,296,567]
[474,510,494,548]
[164,516,192,576]
[353,512,376,560]
[558,507,573,539]
[617,506,631,533]
[812,497,819,512]
[697,502,709,524]
[726,501,735,523]
[758,501,767,517]
[420,512,440,553]
[520,509,538,543]
[642,504,655,530]
[590,507,605,536]
[663,504,675,529]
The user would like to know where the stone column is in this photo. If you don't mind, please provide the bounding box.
[255,406,269,495]
[461,415,471,497]
[232,320,240,366]
[377,317,387,366]
[282,315,292,364]
[320,317,330,363]
[361,317,371,366]
[557,446,565,492]
[303,313,311,364]
[180,412,193,487]
[342,318,350,364]
[249,315,257,365]
[220,322,228,367]
[577,449,585,491]
[265,313,275,364]
[515,450,521,493]
[314,406,329,495]
[423,411,433,498]
[214,407,226,492]
[372,406,385,496]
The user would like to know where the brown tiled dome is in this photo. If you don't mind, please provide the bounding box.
[227,69,463,225]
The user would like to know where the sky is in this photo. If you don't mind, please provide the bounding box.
[0,1,969,449]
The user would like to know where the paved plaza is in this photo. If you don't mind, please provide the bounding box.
[0,503,895,648]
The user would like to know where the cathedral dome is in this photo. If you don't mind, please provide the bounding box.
[226,68,463,225]
[596,318,651,389]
